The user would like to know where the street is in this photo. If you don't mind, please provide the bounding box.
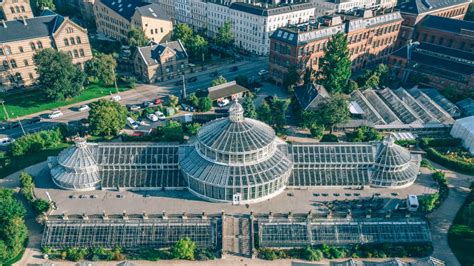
[0,57,268,139]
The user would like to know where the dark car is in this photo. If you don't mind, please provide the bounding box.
[229,66,238,72]
[28,116,41,124]
[141,101,155,108]
[209,71,219,77]
[188,77,198,82]
[174,80,183,86]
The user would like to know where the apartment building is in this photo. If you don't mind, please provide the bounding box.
[414,15,474,52]
[55,0,97,25]
[395,0,470,48]
[133,40,188,83]
[269,8,402,85]
[94,0,173,43]
[0,0,33,21]
[0,12,92,90]
[144,0,176,19]
[313,0,397,17]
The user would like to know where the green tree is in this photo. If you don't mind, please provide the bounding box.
[257,101,272,124]
[0,189,27,263]
[161,121,184,142]
[33,0,55,12]
[465,2,474,21]
[198,97,212,112]
[302,247,323,261]
[235,75,249,88]
[309,124,324,139]
[346,79,358,93]
[211,75,227,86]
[172,238,196,260]
[188,35,208,62]
[270,97,290,132]
[187,93,199,108]
[185,123,201,136]
[127,28,148,47]
[85,53,117,86]
[241,96,257,119]
[214,21,234,47]
[359,64,389,89]
[283,65,300,92]
[34,48,86,100]
[172,23,194,44]
[317,32,351,93]
[88,99,127,136]
[317,94,350,132]
[462,202,474,227]
[169,94,179,108]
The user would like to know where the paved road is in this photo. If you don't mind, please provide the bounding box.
[1,57,268,139]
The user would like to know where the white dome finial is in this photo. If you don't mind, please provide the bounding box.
[228,100,244,123]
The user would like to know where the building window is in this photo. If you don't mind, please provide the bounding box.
[10,59,17,68]
[10,7,15,13]
[73,50,79,58]
[21,6,25,12]
[37,41,43,49]
[79,49,85,57]
[0,48,3,56]
[15,6,20,13]
[64,38,69,46]
[66,27,74,33]
[70,37,76,45]
[19,46,24,53]
[23,59,29,66]
[76,36,81,44]
[2,60,9,70]
[30,42,36,50]
[28,73,33,80]
[5,46,11,55]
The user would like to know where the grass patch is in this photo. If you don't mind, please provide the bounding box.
[449,189,474,266]
[0,83,131,121]
[0,144,69,178]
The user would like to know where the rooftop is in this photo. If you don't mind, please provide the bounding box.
[206,81,249,101]
[229,1,314,17]
[136,40,188,66]
[99,0,163,21]
[418,15,474,34]
[397,0,470,15]
[0,13,65,43]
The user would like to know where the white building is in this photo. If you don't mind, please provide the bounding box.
[175,0,192,24]
[450,116,474,155]
[312,0,397,17]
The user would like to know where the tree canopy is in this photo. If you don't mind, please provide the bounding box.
[188,35,209,62]
[317,32,351,94]
[241,95,257,119]
[214,21,234,47]
[0,189,27,264]
[211,75,227,86]
[257,97,289,133]
[85,53,117,86]
[317,94,350,132]
[357,64,390,89]
[127,28,148,47]
[198,97,212,112]
[172,238,197,260]
[33,0,55,13]
[34,48,86,100]
[88,99,127,136]
[172,23,194,44]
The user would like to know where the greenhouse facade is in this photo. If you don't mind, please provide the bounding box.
[48,102,421,204]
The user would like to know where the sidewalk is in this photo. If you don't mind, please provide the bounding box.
[427,162,473,266]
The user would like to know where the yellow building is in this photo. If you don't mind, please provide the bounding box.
[94,0,173,43]
[0,11,93,90]
[133,40,188,83]
[0,0,33,21]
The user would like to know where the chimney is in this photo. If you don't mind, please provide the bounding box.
[1,20,6,28]
[22,17,27,26]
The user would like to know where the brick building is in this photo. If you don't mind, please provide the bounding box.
[0,11,93,90]
[0,0,33,21]
[269,9,402,86]
[414,15,474,52]
[389,42,474,92]
[94,0,173,44]
[395,0,470,48]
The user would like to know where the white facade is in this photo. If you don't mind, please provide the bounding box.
[313,0,397,17]
[175,0,192,24]
[207,2,230,37]
[190,0,208,31]
[450,116,474,155]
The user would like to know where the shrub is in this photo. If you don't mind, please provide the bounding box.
[421,137,462,148]
[172,238,196,260]
[309,124,324,139]
[9,128,63,156]
[347,127,382,142]
[320,134,338,142]
[33,199,51,213]
[395,139,417,147]
[258,248,278,260]
[425,147,474,173]
[302,247,323,261]
[419,193,440,212]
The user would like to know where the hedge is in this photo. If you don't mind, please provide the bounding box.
[421,137,462,148]
[18,172,51,214]
[395,139,417,147]
[425,148,474,173]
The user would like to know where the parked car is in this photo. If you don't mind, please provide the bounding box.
[174,80,183,86]
[0,137,14,146]
[180,103,194,112]
[111,95,121,101]
[78,105,90,112]
[147,113,158,122]
[155,111,166,121]
[229,66,238,72]
[258,69,269,76]
[126,117,138,129]
[217,98,230,107]
[127,104,141,111]
[154,98,163,105]
[188,77,198,82]
[209,71,219,77]
[48,110,63,119]
[29,116,41,124]
[0,123,9,131]
[142,101,154,108]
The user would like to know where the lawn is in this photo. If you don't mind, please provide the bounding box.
[0,144,69,178]
[448,189,474,266]
[0,83,131,121]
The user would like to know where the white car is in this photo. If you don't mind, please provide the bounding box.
[258,69,269,76]
[147,113,158,122]
[78,105,90,112]
[155,111,166,121]
[48,110,63,119]
[111,95,121,101]
[217,98,230,107]
[126,117,138,130]
[0,137,14,146]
